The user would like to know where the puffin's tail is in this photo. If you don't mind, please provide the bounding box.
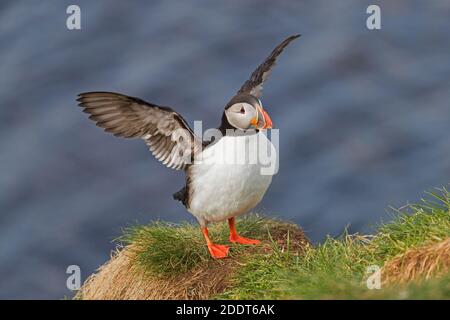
[173,187,187,206]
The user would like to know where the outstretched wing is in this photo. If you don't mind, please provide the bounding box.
[237,34,301,98]
[77,91,202,170]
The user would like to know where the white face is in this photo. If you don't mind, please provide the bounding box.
[224,102,258,130]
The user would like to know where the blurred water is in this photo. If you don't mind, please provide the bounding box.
[0,0,449,299]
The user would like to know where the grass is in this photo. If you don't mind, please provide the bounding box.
[78,187,450,299]
[219,188,450,299]
[120,215,305,276]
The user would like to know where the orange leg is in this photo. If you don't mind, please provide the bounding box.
[201,227,229,259]
[228,217,261,245]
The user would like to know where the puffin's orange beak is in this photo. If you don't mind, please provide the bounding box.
[252,105,273,129]
[262,109,273,129]
[250,106,272,129]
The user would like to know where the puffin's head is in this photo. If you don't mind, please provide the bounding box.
[223,94,273,130]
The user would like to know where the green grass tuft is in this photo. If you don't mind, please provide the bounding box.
[120,215,292,276]
[219,187,450,299]
[372,188,450,259]
[122,221,209,275]
[111,188,449,299]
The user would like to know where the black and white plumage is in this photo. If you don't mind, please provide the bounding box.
[238,34,300,98]
[78,35,300,258]
[78,93,203,170]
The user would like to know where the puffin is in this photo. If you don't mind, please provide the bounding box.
[77,34,300,258]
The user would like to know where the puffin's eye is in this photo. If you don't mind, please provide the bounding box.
[239,106,245,114]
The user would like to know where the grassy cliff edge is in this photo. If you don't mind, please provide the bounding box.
[76,188,450,300]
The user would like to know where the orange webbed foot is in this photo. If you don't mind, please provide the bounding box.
[228,217,261,245]
[229,235,261,245]
[207,243,230,259]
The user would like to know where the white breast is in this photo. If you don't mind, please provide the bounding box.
[187,132,277,226]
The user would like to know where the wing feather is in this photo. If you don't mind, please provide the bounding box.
[237,34,300,98]
[77,91,202,170]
